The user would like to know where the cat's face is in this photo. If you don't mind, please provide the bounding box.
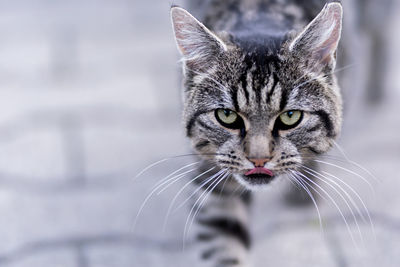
[171,3,343,189]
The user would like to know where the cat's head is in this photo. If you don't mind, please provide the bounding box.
[171,3,343,189]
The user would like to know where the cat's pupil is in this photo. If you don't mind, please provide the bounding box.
[287,111,294,117]
[224,110,231,117]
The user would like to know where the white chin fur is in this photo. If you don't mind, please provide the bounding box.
[232,173,285,191]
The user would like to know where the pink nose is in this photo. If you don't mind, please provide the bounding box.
[249,158,270,167]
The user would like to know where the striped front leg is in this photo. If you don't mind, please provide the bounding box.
[189,175,252,267]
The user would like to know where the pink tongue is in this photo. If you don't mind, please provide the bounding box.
[245,167,274,176]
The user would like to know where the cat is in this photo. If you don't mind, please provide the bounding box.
[170,0,343,266]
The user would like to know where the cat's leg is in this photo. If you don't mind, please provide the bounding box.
[189,168,252,267]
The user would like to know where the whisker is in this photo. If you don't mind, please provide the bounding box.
[218,174,231,200]
[183,170,228,249]
[152,161,200,190]
[293,71,312,87]
[332,63,358,75]
[286,173,302,190]
[302,164,372,223]
[321,170,376,238]
[291,171,328,202]
[132,162,199,230]
[156,168,199,195]
[299,166,365,245]
[294,171,359,249]
[135,158,170,179]
[302,165,368,224]
[301,154,379,185]
[229,182,245,198]
[189,69,231,93]
[314,160,375,195]
[135,153,224,179]
[186,172,230,239]
[332,140,380,182]
[288,171,324,233]
[238,186,248,198]
[292,73,330,92]
[292,63,357,92]
[174,169,227,213]
[162,166,216,231]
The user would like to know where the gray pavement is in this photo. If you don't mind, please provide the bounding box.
[0,1,399,266]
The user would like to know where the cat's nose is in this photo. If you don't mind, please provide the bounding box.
[249,158,270,167]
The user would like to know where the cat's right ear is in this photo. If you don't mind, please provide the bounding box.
[170,7,227,69]
[288,2,343,71]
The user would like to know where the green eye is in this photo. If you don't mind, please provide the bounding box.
[280,110,302,126]
[276,110,303,130]
[217,109,237,124]
[215,109,244,129]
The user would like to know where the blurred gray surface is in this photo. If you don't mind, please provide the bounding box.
[0,0,399,266]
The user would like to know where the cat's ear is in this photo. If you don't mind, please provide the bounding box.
[171,6,227,69]
[288,2,343,69]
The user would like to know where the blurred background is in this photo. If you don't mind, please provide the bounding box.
[0,0,398,266]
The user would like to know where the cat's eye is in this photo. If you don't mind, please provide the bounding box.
[215,109,245,129]
[275,110,303,130]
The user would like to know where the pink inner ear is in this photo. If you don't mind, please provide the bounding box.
[318,29,340,64]
[171,7,227,60]
[171,9,198,56]
[317,6,342,64]
[290,3,342,66]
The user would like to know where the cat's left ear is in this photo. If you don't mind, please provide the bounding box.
[288,2,343,69]
[171,6,227,70]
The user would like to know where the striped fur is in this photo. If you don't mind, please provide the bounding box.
[171,1,343,266]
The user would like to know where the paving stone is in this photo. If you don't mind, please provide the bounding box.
[1,249,78,267]
[253,226,336,267]
[0,127,67,181]
[86,244,193,267]
[0,0,398,267]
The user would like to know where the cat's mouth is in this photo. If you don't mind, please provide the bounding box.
[241,167,275,185]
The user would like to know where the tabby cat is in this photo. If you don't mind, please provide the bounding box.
[170,0,343,266]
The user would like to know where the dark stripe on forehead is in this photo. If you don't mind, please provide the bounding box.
[267,72,279,103]
[265,66,271,85]
[252,66,269,103]
[239,71,249,104]
[312,110,335,137]
[279,87,288,111]
[251,68,261,101]
[230,86,240,111]
[239,54,254,105]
